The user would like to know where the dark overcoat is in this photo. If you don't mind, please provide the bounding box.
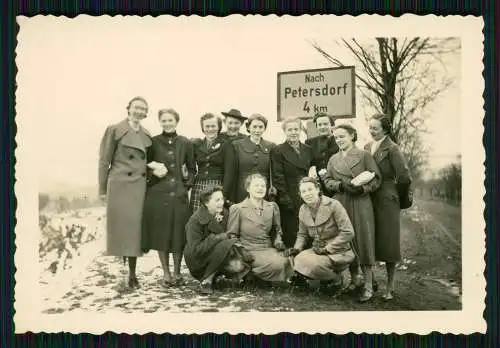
[98,119,152,257]
[219,132,247,143]
[323,146,381,265]
[305,135,339,195]
[271,142,314,247]
[184,206,236,281]
[231,137,276,203]
[192,135,236,200]
[141,132,196,253]
[364,137,411,262]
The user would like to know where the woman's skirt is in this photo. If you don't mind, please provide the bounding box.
[189,179,222,212]
[250,248,293,282]
[294,249,351,281]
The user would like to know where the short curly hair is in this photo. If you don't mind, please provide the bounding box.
[245,113,268,132]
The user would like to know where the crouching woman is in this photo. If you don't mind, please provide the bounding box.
[184,186,252,294]
[285,177,356,293]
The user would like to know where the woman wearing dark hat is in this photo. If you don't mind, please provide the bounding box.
[220,108,248,142]
[98,96,152,289]
[231,113,276,204]
[323,123,381,302]
[365,114,411,300]
[190,113,236,211]
[305,113,339,195]
[141,108,196,287]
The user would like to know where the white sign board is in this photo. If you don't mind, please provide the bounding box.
[277,66,356,121]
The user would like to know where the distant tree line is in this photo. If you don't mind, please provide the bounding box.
[414,157,461,205]
[39,193,100,213]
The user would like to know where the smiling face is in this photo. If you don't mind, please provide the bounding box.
[247,176,267,200]
[205,190,225,214]
[368,118,386,141]
[315,116,332,136]
[127,99,148,122]
[333,127,355,151]
[159,112,178,133]
[248,119,266,138]
[284,121,301,143]
[202,117,220,139]
[299,181,320,205]
[224,117,243,135]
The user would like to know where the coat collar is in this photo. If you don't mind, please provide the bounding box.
[196,135,224,154]
[299,196,334,227]
[366,136,392,162]
[239,136,272,154]
[238,198,274,225]
[280,142,312,170]
[331,146,363,177]
[195,206,228,233]
[114,119,152,153]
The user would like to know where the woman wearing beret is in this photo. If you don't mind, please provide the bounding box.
[98,96,152,289]
[271,117,314,248]
[184,186,252,294]
[231,113,276,204]
[190,113,236,211]
[285,177,355,295]
[220,108,248,143]
[323,123,381,302]
[366,114,411,300]
[141,108,196,287]
[227,174,293,283]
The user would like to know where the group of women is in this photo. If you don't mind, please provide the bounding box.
[98,96,411,303]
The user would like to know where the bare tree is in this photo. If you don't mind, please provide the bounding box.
[311,37,460,180]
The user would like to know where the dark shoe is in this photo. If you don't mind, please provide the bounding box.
[288,274,309,288]
[198,282,214,295]
[173,275,186,286]
[128,277,140,289]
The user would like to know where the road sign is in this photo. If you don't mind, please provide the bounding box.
[277,66,356,121]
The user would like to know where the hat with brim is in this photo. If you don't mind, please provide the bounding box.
[221,108,248,122]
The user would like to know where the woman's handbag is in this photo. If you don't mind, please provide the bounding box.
[397,181,413,209]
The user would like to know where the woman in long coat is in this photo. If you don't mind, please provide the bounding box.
[190,113,236,211]
[232,114,276,204]
[286,177,355,294]
[324,124,381,302]
[98,96,152,289]
[184,186,252,294]
[142,108,196,287]
[271,117,314,248]
[227,174,293,283]
[365,114,411,300]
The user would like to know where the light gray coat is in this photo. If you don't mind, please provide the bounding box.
[98,119,152,257]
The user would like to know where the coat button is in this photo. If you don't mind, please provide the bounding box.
[170,178,175,182]
[206,163,210,167]
[128,172,132,176]
[169,192,175,197]
[142,173,146,177]
[206,156,210,160]
[129,155,134,160]
[204,171,209,175]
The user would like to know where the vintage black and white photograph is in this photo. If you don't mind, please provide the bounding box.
[14,15,484,334]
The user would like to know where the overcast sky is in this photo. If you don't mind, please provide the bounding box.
[16,16,461,189]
